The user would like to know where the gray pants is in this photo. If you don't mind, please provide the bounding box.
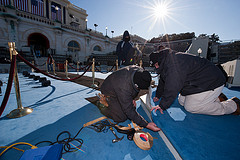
[178,85,237,115]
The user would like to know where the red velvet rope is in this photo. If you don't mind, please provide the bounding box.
[95,65,115,74]
[0,55,16,117]
[108,65,115,72]
[17,54,92,81]
[67,63,88,70]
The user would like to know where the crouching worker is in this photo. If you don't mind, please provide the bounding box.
[149,48,240,116]
[99,65,161,132]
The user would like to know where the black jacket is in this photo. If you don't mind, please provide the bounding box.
[155,49,226,110]
[116,31,135,65]
[100,65,148,127]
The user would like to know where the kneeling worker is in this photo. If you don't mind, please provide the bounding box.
[99,65,160,132]
[149,48,240,115]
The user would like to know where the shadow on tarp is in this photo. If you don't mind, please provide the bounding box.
[152,97,240,160]
[27,87,88,109]
[227,87,240,92]
[0,103,174,160]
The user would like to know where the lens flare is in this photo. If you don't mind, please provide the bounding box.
[127,0,191,39]
[153,3,169,19]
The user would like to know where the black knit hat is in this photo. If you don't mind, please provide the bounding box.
[149,52,160,67]
[133,70,152,89]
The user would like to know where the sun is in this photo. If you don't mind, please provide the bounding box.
[153,3,169,19]
[128,0,189,39]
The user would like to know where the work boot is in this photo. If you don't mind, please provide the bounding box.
[218,93,228,102]
[231,97,240,115]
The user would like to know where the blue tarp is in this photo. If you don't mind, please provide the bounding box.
[151,87,240,160]
[0,103,175,160]
[19,144,63,160]
[0,72,175,160]
[1,72,240,160]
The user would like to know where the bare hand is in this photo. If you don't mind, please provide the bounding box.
[151,105,164,114]
[133,100,136,108]
[146,122,161,132]
[153,97,159,102]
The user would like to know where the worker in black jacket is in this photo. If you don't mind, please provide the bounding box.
[116,30,135,66]
[149,48,240,115]
[100,65,160,132]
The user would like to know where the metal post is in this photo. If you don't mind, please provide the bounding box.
[53,60,56,75]
[116,59,118,71]
[65,60,69,79]
[140,59,143,68]
[91,58,98,88]
[32,61,34,73]
[105,26,108,36]
[198,48,202,57]
[7,42,33,118]
[77,61,79,75]
[46,60,48,73]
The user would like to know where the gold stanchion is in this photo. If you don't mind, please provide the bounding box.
[7,42,33,118]
[53,60,56,75]
[77,61,79,75]
[65,60,69,79]
[91,58,98,88]
[140,59,143,68]
[116,59,118,71]
[31,61,35,73]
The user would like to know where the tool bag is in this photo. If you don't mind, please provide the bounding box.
[98,93,109,107]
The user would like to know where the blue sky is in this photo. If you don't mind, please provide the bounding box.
[68,0,240,41]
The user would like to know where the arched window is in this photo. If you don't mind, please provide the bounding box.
[68,41,80,52]
[93,45,101,51]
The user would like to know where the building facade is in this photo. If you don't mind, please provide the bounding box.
[218,41,240,64]
[0,0,118,63]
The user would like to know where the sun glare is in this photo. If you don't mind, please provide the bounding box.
[128,0,189,39]
[154,3,169,19]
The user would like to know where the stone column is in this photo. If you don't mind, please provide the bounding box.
[84,37,89,61]
[10,0,14,6]
[43,0,46,17]
[48,0,51,20]
[64,6,68,24]
[28,0,31,13]
[54,29,63,54]
[61,6,64,23]
[7,19,19,48]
